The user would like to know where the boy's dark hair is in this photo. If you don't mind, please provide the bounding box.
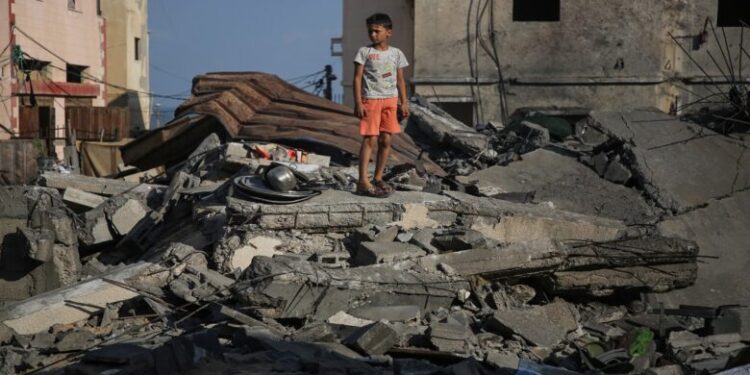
[366,13,393,29]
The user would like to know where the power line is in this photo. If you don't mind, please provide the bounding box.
[14,26,189,101]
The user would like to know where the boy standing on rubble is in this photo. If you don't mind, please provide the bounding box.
[353,13,409,197]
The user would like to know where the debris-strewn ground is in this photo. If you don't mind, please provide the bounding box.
[0,73,748,374]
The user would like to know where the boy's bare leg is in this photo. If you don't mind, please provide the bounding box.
[358,136,377,190]
[373,132,392,182]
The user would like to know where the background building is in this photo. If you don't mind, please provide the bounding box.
[339,0,748,125]
[0,0,106,140]
[100,0,150,132]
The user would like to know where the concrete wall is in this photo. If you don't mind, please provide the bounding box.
[341,0,414,108]
[414,0,745,124]
[340,0,745,124]
[100,0,150,132]
[0,0,105,140]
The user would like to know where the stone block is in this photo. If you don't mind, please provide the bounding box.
[345,321,399,356]
[355,241,426,266]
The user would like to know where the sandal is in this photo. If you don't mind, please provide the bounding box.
[372,180,394,194]
[354,184,391,198]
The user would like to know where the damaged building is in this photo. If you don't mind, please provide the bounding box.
[338,0,748,125]
[0,1,747,373]
[0,66,746,373]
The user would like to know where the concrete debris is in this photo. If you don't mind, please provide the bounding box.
[345,320,400,356]
[589,110,750,213]
[484,300,578,347]
[354,241,426,266]
[62,187,106,210]
[456,149,655,223]
[1,77,747,374]
[409,98,489,155]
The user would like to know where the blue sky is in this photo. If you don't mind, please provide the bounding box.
[148,0,343,115]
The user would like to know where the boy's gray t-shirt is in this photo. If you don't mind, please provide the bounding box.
[354,46,409,99]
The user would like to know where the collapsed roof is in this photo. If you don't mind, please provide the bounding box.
[121,72,446,176]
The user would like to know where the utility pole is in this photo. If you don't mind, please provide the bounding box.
[323,64,337,101]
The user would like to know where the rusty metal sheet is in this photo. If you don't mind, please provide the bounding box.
[0,139,45,185]
[121,72,446,176]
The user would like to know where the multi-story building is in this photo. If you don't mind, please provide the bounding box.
[338,0,748,125]
[0,0,106,140]
[100,0,150,133]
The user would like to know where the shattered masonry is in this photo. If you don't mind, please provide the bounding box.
[0,71,747,374]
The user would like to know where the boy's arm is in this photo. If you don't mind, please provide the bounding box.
[353,63,366,118]
[397,67,409,117]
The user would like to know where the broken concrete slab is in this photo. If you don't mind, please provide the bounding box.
[654,190,750,338]
[417,243,565,280]
[409,99,489,155]
[354,241,426,266]
[109,199,148,236]
[62,187,106,210]
[590,110,750,212]
[345,321,399,356]
[456,149,655,224]
[227,190,453,231]
[427,322,475,353]
[40,172,140,196]
[443,191,626,244]
[546,263,698,297]
[484,300,578,347]
[0,262,155,335]
[233,256,469,321]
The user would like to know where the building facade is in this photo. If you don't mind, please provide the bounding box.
[0,0,106,140]
[100,0,150,132]
[339,0,746,125]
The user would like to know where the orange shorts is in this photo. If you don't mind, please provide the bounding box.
[359,97,401,136]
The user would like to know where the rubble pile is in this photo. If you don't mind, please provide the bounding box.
[0,73,748,374]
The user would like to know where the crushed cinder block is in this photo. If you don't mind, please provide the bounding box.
[484,300,578,347]
[345,320,399,356]
[603,155,631,183]
[311,251,350,269]
[63,188,105,210]
[354,241,426,266]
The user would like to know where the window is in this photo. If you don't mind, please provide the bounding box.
[513,0,560,22]
[134,37,141,61]
[66,64,87,83]
[717,0,750,27]
[434,102,475,127]
[67,0,76,11]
